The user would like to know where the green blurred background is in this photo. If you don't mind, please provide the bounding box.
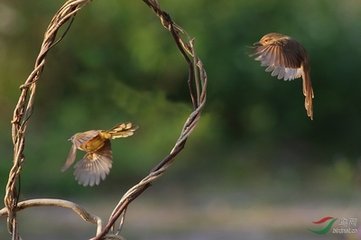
[1,0,361,239]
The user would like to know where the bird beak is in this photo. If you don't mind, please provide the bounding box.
[253,41,262,47]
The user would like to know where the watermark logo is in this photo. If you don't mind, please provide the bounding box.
[309,216,359,235]
[309,216,337,235]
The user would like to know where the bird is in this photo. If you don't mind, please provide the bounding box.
[251,32,314,120]
[61,122,138,186]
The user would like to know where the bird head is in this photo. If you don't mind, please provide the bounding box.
[254,32,289,46]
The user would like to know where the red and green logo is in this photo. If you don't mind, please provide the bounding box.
[309,216,337,235]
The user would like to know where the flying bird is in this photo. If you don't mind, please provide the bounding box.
[251,32,314,120]
[61,122,138,186]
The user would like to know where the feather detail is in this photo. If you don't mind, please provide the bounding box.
[107,122,138,139]
[73,140,113,187]
[61,143,77,172]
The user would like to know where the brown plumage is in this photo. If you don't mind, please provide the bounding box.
[61,122,138,186]
[251,32,314,120]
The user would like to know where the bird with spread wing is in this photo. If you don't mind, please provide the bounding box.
[251,32,314,120]
[61,122,138,186]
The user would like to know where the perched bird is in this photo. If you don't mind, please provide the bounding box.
[251,32,314,120]
[61,122,138,186]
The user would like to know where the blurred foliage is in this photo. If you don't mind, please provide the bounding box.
[0,0,361,197]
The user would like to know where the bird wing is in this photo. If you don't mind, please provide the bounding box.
[253,40,304,81]
[61,143,77,172]
[70,130,101,148]
[62,130,101,172]
[73,140,113,187]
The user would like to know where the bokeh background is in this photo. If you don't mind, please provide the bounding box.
[1,0,361,239]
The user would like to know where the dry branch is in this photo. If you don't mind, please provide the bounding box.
[2,0,207,239]
[0,198,102,235]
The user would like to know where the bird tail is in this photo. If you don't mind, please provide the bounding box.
[107,122,138,139]
[302,65,314,120]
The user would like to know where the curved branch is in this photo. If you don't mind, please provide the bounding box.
[4,0,92,235]
[0,198,102,235]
